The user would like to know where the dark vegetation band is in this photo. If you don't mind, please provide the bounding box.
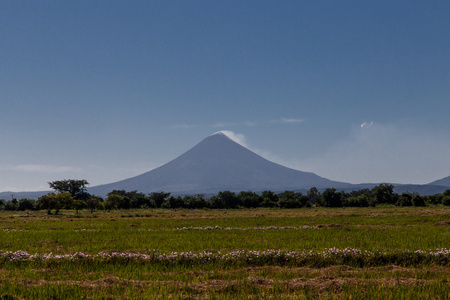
[1,180,450,214]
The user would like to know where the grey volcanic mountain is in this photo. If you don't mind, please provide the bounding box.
[89,132,348,196]
[428,175,450,187]
[2,133,448,200]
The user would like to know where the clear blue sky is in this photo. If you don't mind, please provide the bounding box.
[1,1,450,191]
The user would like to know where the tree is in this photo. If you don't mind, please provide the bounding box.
[344,194,370,207]
[85,196,104,213]
[104,194,123,211]
[48,179,90,200]
[396,193,413,207]
[183,195,208,209]
[162,196,185,209]
[261,190,278,207]
[211,191,241,209]
[149,192,171,208]
[4,199,18,211]
[319,188,343,207]
[371,184,395,205]
[428,194,443,205]
[238,191,262,208]
[73,200,87,214]
[307,187,321,204]
[37,192,74,215]
[412,194,426,207]
[127,191,150,208]
[17,198,36,211]
[278,191,309,208]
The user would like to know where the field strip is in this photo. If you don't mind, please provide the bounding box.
[1,276,445,290]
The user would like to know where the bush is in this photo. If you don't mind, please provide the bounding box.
[396,193,413,207]
[4,199,18,211]
[412,195,426,207]
[278,191,309,208]
[442,196,450,206]
[17,199,36,211]
[319,188,343,207]
[428,194,443,205]
[344,194,371,207]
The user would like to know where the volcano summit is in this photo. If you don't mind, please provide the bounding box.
[88,132,347,196]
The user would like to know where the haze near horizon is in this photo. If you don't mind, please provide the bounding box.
[1,1,450,192]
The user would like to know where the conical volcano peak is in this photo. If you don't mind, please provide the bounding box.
[212,131,228,137]
[88,133,348,196]
[211,130,246,147]
[211,130,234,140]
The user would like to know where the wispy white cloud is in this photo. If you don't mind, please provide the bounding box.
[1,164,80,174]
[360,121,374,128]
[214,130,290,166]
[215,130,249,147]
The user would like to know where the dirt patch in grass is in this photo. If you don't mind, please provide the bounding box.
[433,221,450,226]
[4,276,439,292]
[2,264,447,299]
[315,224,342,228]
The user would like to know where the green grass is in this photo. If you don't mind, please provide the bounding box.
[0,207,449,299]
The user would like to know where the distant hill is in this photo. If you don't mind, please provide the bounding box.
[88,132,349,197]
[0,190,49,201]
[393,184,449,195]
[428,175,450,188]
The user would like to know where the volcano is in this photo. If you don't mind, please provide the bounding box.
[88,132,348,196]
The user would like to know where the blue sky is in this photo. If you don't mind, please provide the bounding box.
[1,1,450,192]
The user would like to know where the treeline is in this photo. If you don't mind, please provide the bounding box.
[1,180,450,214]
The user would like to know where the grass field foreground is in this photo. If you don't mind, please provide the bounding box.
[0,207,449,299]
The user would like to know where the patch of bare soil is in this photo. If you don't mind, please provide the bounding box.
[315,224,342,228]
[6,269,442,289]
[433,221,450,226]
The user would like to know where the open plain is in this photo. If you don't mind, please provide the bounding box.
[0,207,449,299]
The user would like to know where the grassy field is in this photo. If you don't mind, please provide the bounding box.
[0,207,449,299]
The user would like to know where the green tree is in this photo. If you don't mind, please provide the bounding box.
[73,200,87,214]
[238,191,262,208]
[307,187,321,204]
[344,194,370,207]
[17,198,36,211]
[427,194,443,205]
[371,184,396,205]
[261,190,278,207]
[183,195,208,209]
[37,192,74,215]
[85,196,104,213]
[319,188,343,207]
[213,191,241,209]
[149,192,171,208]
[278,191,308,208]
[107,190,131,209]
[162,196,185,209]
[104,194,123,211]
[4,199,18,211]
[48,179,90,200]
[396,193,413,207]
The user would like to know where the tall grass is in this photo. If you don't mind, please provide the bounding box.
[0,207,449,299]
